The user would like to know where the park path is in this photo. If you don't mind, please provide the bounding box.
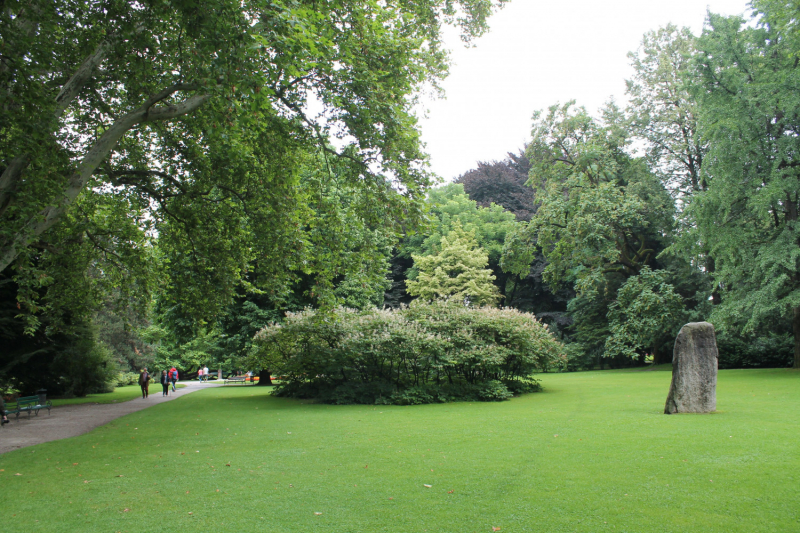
[0,381,222,455]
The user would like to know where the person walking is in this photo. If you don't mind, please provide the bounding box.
[139,368,150,399]
[203,365,209,382]
[170,366,179,392]
[197,366,204,382]
[160,370,170,396]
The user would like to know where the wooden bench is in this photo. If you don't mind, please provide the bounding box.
[223,376,248,385]
[5,395,52,420]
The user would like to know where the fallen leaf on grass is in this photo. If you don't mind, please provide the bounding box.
[492,528,501,532]
[14,473,22,476]
[423,484,432,488]
[73,463,79,466]
[448,490,454,494]
[314,512,323,515]
[123,508,129,512]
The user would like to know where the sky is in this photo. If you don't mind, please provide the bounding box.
[418,0,753,182]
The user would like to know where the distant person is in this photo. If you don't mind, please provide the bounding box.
[197,366,204,382]
[139,368,150,398]
[203,365,209,382]
[247,370,252,383]
[1,396,8,425]
[170,366,179,392]
[160,370,170,397]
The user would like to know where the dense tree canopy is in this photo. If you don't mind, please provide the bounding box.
[689,2,800,368]
[4,0,799,393]
[1,0,507,326]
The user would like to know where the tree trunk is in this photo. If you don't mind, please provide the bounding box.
[706,256,721,305]
[652,344,663,365]
[793,307,800,369]
[257,369,273,386]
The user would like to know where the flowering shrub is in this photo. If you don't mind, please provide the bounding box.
[251,299,566,404]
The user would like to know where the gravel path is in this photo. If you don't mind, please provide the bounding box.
[0,381,222,454]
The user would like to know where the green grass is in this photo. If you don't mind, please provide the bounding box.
[49,383,188,406]
[1,369,798,532]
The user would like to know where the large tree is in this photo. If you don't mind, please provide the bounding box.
[690,2,800,368]
[524,102,674,289]
[0,0,506,329]
[511,101,677,363]
[455,151,536,221]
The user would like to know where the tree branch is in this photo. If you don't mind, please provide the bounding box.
[0,86,210,273]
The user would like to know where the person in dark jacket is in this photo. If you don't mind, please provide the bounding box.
[139,368,150,398]
[160,370,170,396]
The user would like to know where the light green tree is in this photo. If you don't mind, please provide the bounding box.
[406,225,502,306]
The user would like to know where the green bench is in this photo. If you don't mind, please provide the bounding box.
[5,395,52,420]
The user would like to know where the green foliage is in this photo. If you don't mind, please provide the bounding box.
[250,299,564,404]
[717,331,794,369]
[116,372,140,387]
[511,102,680,365]
[94,297,155,372]
[406,224,503,306]
[626,24,705,197]
[1,0,507,347]
[57,337,120,397]
[525,102,675,288]
[604,267,685,359]
[398,183,519,304]
[688,4,800,367]
[406,183,518,267]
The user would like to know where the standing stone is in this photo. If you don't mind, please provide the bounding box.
[664,322,718,414]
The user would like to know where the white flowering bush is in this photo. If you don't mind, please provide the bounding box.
[251,299,565,404]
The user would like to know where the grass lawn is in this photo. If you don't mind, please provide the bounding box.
[1,368,798,532]
[49,383,188,406]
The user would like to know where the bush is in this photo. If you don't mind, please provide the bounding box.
[717,331,794,369]
[475,380,513,401]
[253,300,565,405]
[56,338,120,397]
[116,372,139,386]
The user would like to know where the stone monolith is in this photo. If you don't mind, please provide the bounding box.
[664,322,718,414]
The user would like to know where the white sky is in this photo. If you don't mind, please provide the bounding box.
[418,0,752,182]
